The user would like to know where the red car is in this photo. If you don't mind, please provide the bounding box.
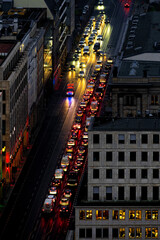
[124,2,130,8]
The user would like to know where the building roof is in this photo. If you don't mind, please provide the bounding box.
[89,117,160,131]
[0,42,16,66]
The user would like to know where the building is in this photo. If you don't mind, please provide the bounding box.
[0,8,46,183]
[111,11,160,118]
[75,117,160,239]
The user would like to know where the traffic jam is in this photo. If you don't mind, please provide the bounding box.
[42,0,113,222]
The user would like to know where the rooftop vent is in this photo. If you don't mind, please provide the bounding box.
[130,61,139,68]
[129,68,136,75]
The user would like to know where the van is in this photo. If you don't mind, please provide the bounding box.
[42,198,54,213]
[55,168,64,179]
[83,46,90,56]
[93,42,100,52]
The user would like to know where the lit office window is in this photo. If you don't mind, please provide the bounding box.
[152,210,158,220]
[86,210,92,220]
[129,210,135,220]
[79,210,85,220]
[129,228,135,238]
[103,210,109,220]
[152,228,158,238]
[145,228,151,238]
[136,210,141,220]
[145,210,151,220]
[136,228,142,238]
[112,210,118,220]
[96,210,102,220]
[119,228,125,238]
[119,210,125,220]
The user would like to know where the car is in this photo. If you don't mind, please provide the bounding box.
[93,42,100,52]
[83,94,90,103]
[72,164,80,173]
[93,29,98,35]
[97,34,103,41]
[78,146,86,154]
[75,160,83,167]
[82,139,88,146]
[71,131,78,140]
[66,83,74,96]
[61,154,70,166]
[83,31,89,38]
[55,168,64,180]
[78,70,85,78]
[68,65,75,71]
[97,60,103,67]
[66,152,73,160]
[77,110,83,117]
[86,85,94,96]
[80,62,86,69]
[47,194,57,203]
[49,186,57,195]
[77,154,85,161]
[105,18,110,24]
[95,64,101,72]
[61,164,68,172]
[100,73,107,83]
[124,2,130,8]
[90,101,99,113]
[60,205,69,216]
[98,0,103,5]
[75,115,82,123]
[79,40,85,48]
[60,197,70,206]
[73,53,79,61]
[82,132,88,139]
[63,188,72,198]
[79,101,87,111]
[73,122,81,129]
[90,33,96,39]
[107,58,113,64]
[67,139,75,146]
[95,23,101,30]
[84,4,89,11]
[91,74,97,80]
[75,47,81,54]
[66,145,74,153]
[51,178,61,188]
[42,198,54,214]
[82,9,87,15]
[99,82,106,88]
[90,16,96,22]
[88,37,94,46]
[85,26,90,33]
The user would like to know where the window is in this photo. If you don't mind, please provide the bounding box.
[106,134,112,144]
[141,186,147,200]
[118,134,125,144]
[79,210,85,220]
[145,210,151,220]
[152,228,158,238]
[106,187,112,200]
[130,152,136,161]
[145,228,151,238]
[103,228,108,238]
[153,186,159,200]
[119,210,125,220]
[153,169,159,179]
[86,210,92,220]
[129,210,135,220]
[130,134,136,144]
[129,228,135,238]
[119,228,125,238]
[118,152,125,161]
[136,228,142,238]
[93,187,99,200]
[93,134,99,144]
[79,228,85,238]
[153,134,159,144]
[130,169,136,179]
[129,210,141,220]
[106,152,112,161]
[86,228,92,238]
[112,228,118,238]
[93,152,99,161]
[2,120,6,135]
[130,186,136,200]
[2,90,6,101]
[106,169,112,179]
[151,95,158,105]
[153,152,159,161]
[93,169,99,179]
[2,104,6,115]
[103,210,109,220]
[141,169,148,179]
[96,228,102,238]
[96,210,102,220]
[118,169,124,179]
[96,210,109,220]
[152,210,158,220]
[112,210,118,220]
[141,152,148,161]
[141,134,148,144]
[136,210,141,220]
[118,187,124,200]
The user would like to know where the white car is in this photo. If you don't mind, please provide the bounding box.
[82,9,87,15]
[78,70,85,78]
[97,35,103,41]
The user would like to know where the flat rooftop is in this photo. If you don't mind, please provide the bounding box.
[0,42,16,66]
[89,117,160,131]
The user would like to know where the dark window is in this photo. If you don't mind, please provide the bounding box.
[153,134,159,144]
[112,228,118,238]
[153,152,159,161]
[106,152,112,161]
[93,134,99,144]
[93,169,99,179]
[2,90,6,101]
[153,169,159,179]
[130,169,136,179]
[118,169,124,179]
[141,134,148,144]
[93,152,99,161]
[79,228,85,238]
[93,187,99,200]
[118,186,124,200]
[141,152,148,161]
[141,187,147,200]
[106,169,112,179]
[2,120,6,135]
[118,152,124,161]
[153,187,159,200]
[130,186,136,200]
[103,228,108,238]
[2,104,6,115]
[130,134,136,144]
[86,228,92,238]
[106,187,112,200]
[118,134,125,144]
[130,152,136,161]
[141,169,148,179]
[96,228,102,238]
[106,134,112,144]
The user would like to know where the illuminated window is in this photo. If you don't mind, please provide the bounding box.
[136,228,142,238]
[145,228,151,238]
[79,210,85,220]
[119,210,125,220]
[129,210,135,220]
[145,210,151,220]
[129,228,135,238]
[152,210,158,220]
[119,228,125,238]
[136,210,141,220]
[152,228,158,238]
[96,210,102,220]
[112,210,118,220]
[86,210,92,220]
[103,210,109,220]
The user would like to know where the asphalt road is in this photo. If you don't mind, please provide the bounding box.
[0,1,133,240]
